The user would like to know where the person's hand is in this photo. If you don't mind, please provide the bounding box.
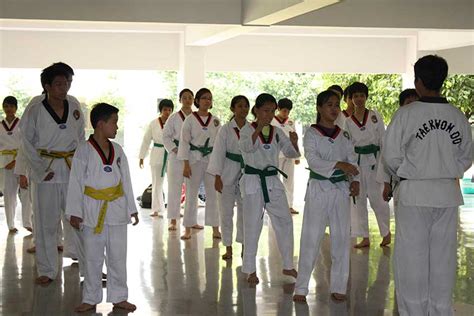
[382,182,392,202]
[215,176,223,193]
[289,131,298,147]
[131,213,139,225]
[172,148,178,154]
[5,160,16,170]
[295,159,300,165]
[350,181,360,197]
[44,171,55,181]
[336,162,359,176]
[183,163,192,178]
[139,159,144,169]
[19,175,28,189]
[70,216,83,230]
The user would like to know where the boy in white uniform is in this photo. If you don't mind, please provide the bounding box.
[208,95,249,260]
[383,55,472,316]
[271,98,300,214]
[20,65,85,284]
[163,89,194,231]
[178,88,221,240]
[343,82,391,248]
[139,99,174,217]
[239,93,300,284]
[1,96,32,233]
[67,103,139,313]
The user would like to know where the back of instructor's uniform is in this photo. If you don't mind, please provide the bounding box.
[383,96,472,316]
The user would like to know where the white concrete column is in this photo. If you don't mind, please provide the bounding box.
[402,36,418,89]
[178,33,206,94]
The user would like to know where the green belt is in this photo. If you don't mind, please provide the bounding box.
[154,143,168,177]
[354,144,380,169]
[244,164,287,203]
[190,138,213,157]
[308,169,347,183]
[225,152,244,168]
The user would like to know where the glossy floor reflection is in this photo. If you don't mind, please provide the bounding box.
[1,197,474,315]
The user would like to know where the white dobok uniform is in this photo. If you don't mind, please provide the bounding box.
[0,117,32,230]
[177,112,220,227]
[66,137,137,305]
[163,110,189,220]
[344,109,390,238]
[207,118,247,246]
[20,97,85,279]
[139,117,168,215]
[239,123,300,274]
[295,124,359,296]
[271,116,297,208]
[335,110,351,129]
[383,97,472,316]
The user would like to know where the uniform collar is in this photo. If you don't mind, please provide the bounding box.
[419,96,449,104]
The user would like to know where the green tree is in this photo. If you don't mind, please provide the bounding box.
[3,75,34,116]
[442,74,474,121]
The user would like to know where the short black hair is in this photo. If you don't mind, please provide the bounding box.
[343,84,352,101]
[41,65,70,87]
[179,88,193,100]
[158,99,174,112]
[414,55,448,92]
[349,82,369,98]
[399,89,419,106]
[327,85,343,98]
[41,62,74,88]
[194,88,212,108]
[230,95,250,110]
[277,98,293,111]
[90,103,119,129]
[255,93,277,109]
[3,96,18,108]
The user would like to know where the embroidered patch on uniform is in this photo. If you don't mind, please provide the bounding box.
[73,110,80,120]
[343,131,350,139]
[371,115,378,123]
[103,166,112,172]
[117,157,121,169]
[214,119,220,127]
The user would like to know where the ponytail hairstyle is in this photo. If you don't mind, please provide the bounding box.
[316,90,339,123]
[194,88,212,109]
[229,95,250,121]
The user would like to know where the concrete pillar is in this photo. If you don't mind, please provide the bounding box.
[178,33,206,94]
[402,36,418,89]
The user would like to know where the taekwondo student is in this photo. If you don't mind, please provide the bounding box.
[343,82,391,248]
[139,99,174,217]
[207,95,250,260]
[162,89,194,231]
[294,89,360,303]
[20,65,85,284]
[239,93,300,285]
[383,55,472,316]
[67,103,139,313]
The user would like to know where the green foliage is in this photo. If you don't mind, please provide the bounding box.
[442,74,474,120]
[162,71,178,105]
[2,75,34,117]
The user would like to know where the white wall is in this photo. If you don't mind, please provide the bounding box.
[205,35,407,73]
[0,30,180,70]
[419,46,474,75]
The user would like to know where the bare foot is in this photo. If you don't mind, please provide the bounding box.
[290,208,299,215]
[380,232,391,247]
[293,294,307,303]
[222,246,232,260]
[247,272,259,284]
[25,227,33,233]
[168,223,177,231]
[150,212,159,217]
[57,245,64,252]
[113,301,137,311]
[191,224,204,230]
[75,303,96,312]
[331,293,347,301]
[354,238,370,248]
[181,227,192,240]
[35,275,52,285]
[213,232,222,239]
[9,228,18,233]
[27,246,36,254]
[283,269,298,278]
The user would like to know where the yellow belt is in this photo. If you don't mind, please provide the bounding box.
[39,149,75,170]
[84,182,124,234]
[0,149,17,160]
